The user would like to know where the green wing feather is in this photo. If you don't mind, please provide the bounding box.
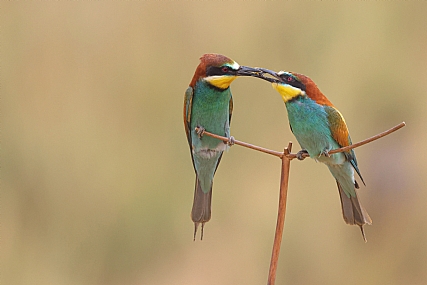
[184,87,193,146]
[228,96,233,124]
[184,87,196,172]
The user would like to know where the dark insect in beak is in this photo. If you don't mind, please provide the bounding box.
[237,66,282,83]
[255,68,283,83]
[236,66,263,77]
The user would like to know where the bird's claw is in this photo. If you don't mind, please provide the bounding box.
[196,126,205,139]
[320,149,330,157]
[296,149,309,160]
[226,136,235,146]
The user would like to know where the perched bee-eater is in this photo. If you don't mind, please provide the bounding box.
[257,69,372,241]
[184,53,259,240]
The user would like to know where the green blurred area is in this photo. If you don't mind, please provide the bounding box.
[3,2,427,285]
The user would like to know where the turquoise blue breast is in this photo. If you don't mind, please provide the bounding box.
[190,81,231,150]
[285,96,341,163]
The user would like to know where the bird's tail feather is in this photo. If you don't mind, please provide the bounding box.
[337,181,372,242]
[191,177,212,240]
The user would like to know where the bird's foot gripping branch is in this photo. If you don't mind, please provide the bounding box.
[195,125,205,139]
[296,149,309,161]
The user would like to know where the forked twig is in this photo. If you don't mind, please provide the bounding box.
[195,122,405,285]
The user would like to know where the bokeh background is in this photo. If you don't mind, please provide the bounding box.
[3,2,427,285]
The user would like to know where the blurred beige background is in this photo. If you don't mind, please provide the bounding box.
[3,2,427,285]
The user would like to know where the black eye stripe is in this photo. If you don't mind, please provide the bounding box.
[206,66,235,77]
[280,74,306,91]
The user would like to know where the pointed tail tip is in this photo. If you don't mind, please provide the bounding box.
[201,223,205,240]
[359,226,368,243]
[193,222,199,241]
[193,222,206,241]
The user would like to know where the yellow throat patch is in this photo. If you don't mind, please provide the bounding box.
[272,82,304,102]
[205,75,237,89]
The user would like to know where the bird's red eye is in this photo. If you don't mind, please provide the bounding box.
[287,77,293,82]
[222,66,229,73]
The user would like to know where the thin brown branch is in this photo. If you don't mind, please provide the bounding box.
[267,142,292,285]
[329,121,406,154]
[194,129,283,158]
[195,122,406,159]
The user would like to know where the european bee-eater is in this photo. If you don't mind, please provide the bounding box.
[184,53,258,240]
[256,69,372,241]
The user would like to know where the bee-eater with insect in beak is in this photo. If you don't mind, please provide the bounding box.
[255,69,372,241]
[184,53,259,240]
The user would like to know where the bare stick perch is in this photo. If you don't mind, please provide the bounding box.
[267,142,292,285]
[195,122,405,285]
[195,122,406,159]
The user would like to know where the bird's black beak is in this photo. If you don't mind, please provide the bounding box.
[237,66,282,83]
[236,66,262,77]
